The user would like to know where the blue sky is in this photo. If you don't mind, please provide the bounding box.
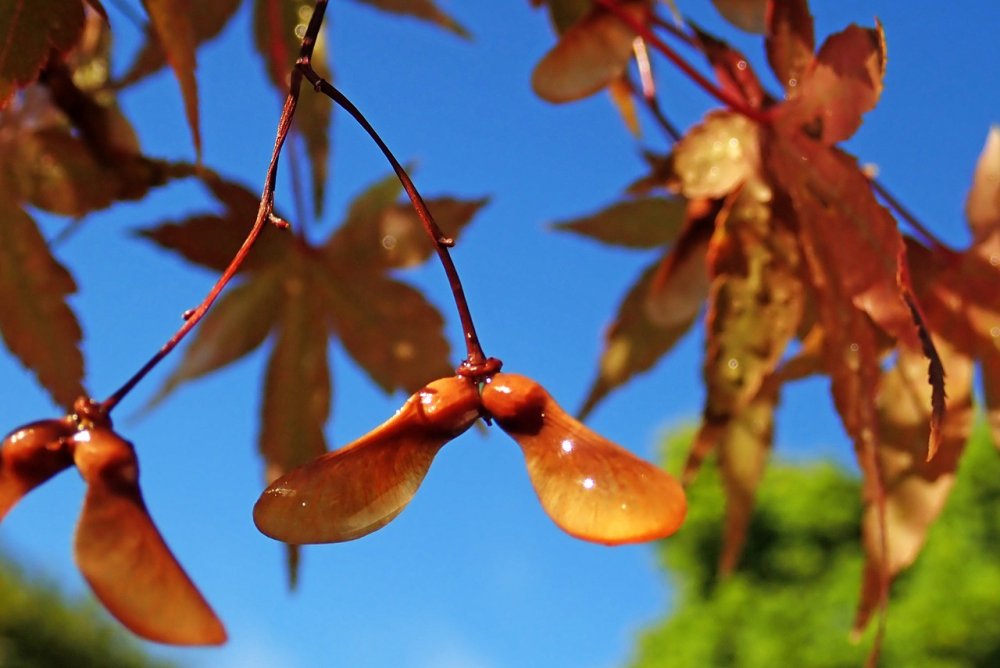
[1,1,998,667]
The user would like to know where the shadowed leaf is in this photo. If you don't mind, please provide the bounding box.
[255,376,481,544]
[72,429,225,645]
[553,196,686,249]
[141,0,201,158]
[0,203,85,408]
[0,0,85,109]
[532,0,647,103]
[765,0,814,93]
[711,0,766,33]
[315,270,452,394]
[352,0,470,38]
[580,208,713,417]
[542,0,593,34]
[483,373,686,545]
[691,24,766,109]
[119,0,240,87]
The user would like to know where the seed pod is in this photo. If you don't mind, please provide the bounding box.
[0,418,76,520]
[481,373,686,545]
[254,375,482,544]
[72,428,226,645]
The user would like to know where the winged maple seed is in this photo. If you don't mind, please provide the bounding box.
[0,399,226,646]
[254,371,686,546]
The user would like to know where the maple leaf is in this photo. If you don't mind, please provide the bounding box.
[0,0,85,109]
[141,0,201,159]
[119,0,241,88]
[0,200,85,409]
[351,0,470,38]
[532,0,649,104]
[710,0,766,34]
[690,23,767,110]
[764,0,814,93]
[253,0,333,218]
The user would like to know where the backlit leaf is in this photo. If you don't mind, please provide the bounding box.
[0,0,85,109]
[710,0,766,34]
[691,24,766,109]
[855,342,974,631]
[778,23,886,145]
[764,0,814,93]
[352,0,470,38]
[141,0,201,158]
[542,0,592,34]
[532,0,648,103]
[0,418,75,520]
[552,196,687,249]
[0,202,85,408]
[669,111,760,200]
[120,0,241,87]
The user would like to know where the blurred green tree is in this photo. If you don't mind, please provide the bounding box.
[630,425,1000,667]
[0,557,172,668]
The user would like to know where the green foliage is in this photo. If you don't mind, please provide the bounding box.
[630,425,1000,667]
[0,556,173,668]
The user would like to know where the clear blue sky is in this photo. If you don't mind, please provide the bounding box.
[1,2,997,667]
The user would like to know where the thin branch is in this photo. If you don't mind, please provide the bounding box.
[297,69,495,374]
[870,178,954,253]
[595,0,769,124]
[97,1,332,413]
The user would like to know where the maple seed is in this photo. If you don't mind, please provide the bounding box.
[0,418,77,520]
[481,373,687,545]
[72,428,227,645]
[254,376,482,544]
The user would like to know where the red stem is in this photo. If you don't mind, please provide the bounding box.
[870,177,954,254]
[99,0,333,412]
[595,0,769,124]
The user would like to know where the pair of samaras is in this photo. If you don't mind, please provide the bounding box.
[255,373,686,546]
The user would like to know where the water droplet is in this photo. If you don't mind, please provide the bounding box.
[850,343,860,352]
[582,477,595,490]
[560,439,573,453]
[990,255,1000,267]
[727,358,739,370]
[294,23,307,39]
[381,235,397,250]
[736,60,747,71]
[991,327,1000,338]
[787,77,798,88]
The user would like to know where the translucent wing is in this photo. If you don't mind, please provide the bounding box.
[482,373,686,545]
[0,419,75,520]
[72,429,226,645]
[254,376,482,544]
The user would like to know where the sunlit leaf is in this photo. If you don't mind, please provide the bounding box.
[552,196,687,249]
[483,373,686,545]
[855,342,974,631]
[315,269,452,394]
[0,418,75,520]
[72,428,226,645]
[778,22,886,145]
[141,0,201,158]
[120,0,241,87]
[532,0,648,103]
[669,111,760,200]
[764,0,814,93]
[0,0,85,109]
[608,75,640,136]
[0,203,85,408]
[255,376,481,544]
[352,0,470,38]
[253,0,332,217]
[710,0,766,33]
[966,125,1000,242]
